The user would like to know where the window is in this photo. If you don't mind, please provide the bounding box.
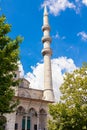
[22,116,25,130]
[15,123,18,130]
[27,117,30,130]
[34,124,37,130]
[22,116,30,130]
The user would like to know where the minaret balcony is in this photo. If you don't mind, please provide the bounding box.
[42,36,52,43]
[42,25,50,31]
[41,48,52,56]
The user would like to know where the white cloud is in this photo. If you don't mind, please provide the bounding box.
[18,61,24,78]
[51,57,77,101]
[25,63,44,90]
[74,0,82,14]
[42,0,87,16]
[52,32,66,40]
[42,0,76,16]
[52,32,60,39]
[25,57,77,102]
[77,31,87,41]
[82,0,87,6]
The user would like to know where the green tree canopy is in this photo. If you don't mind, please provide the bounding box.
[48,64,87,130]
[0,15,23,115]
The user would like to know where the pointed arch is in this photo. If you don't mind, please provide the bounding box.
[39,108,47,130]
[39,108,46,115]
[16,106,25,115]
[29,107,37,117]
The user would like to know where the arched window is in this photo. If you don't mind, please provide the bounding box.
[29,108,37,117]
[39,109,47,130]
[16,106,25,115]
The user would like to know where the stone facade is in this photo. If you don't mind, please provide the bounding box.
[5,78,51,130]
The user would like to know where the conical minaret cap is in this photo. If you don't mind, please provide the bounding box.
[44,5,48,15]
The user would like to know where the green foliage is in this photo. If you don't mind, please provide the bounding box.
[48,65,87,130]
[0,15,23,116]
[0,116,6,130]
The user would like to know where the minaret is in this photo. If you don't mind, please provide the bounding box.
[42,6,54,102]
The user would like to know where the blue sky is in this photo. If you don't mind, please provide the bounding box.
[0,0,87,75]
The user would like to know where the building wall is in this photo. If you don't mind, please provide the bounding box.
[5,89,49,130]
[5,112,16,130]
[5,79,51,130]
[15,99,48,130]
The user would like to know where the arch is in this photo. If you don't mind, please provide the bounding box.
[15,106,26,130]
[39,109,47,130]
[16,106,25,115]
[28,108,37,130]
[29,108,37,117]
[39,108,46,115]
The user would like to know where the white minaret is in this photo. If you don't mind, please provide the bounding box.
[42,6,54,102]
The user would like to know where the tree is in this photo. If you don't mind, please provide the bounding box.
[48,64,87,130]
[0,15,22,128]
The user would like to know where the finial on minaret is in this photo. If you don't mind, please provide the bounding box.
[41,5,54,102]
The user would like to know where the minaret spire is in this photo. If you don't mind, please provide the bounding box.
[44,5,48,15]
[42,6,54,102]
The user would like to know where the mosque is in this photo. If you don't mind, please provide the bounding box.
[5,6,54,130]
